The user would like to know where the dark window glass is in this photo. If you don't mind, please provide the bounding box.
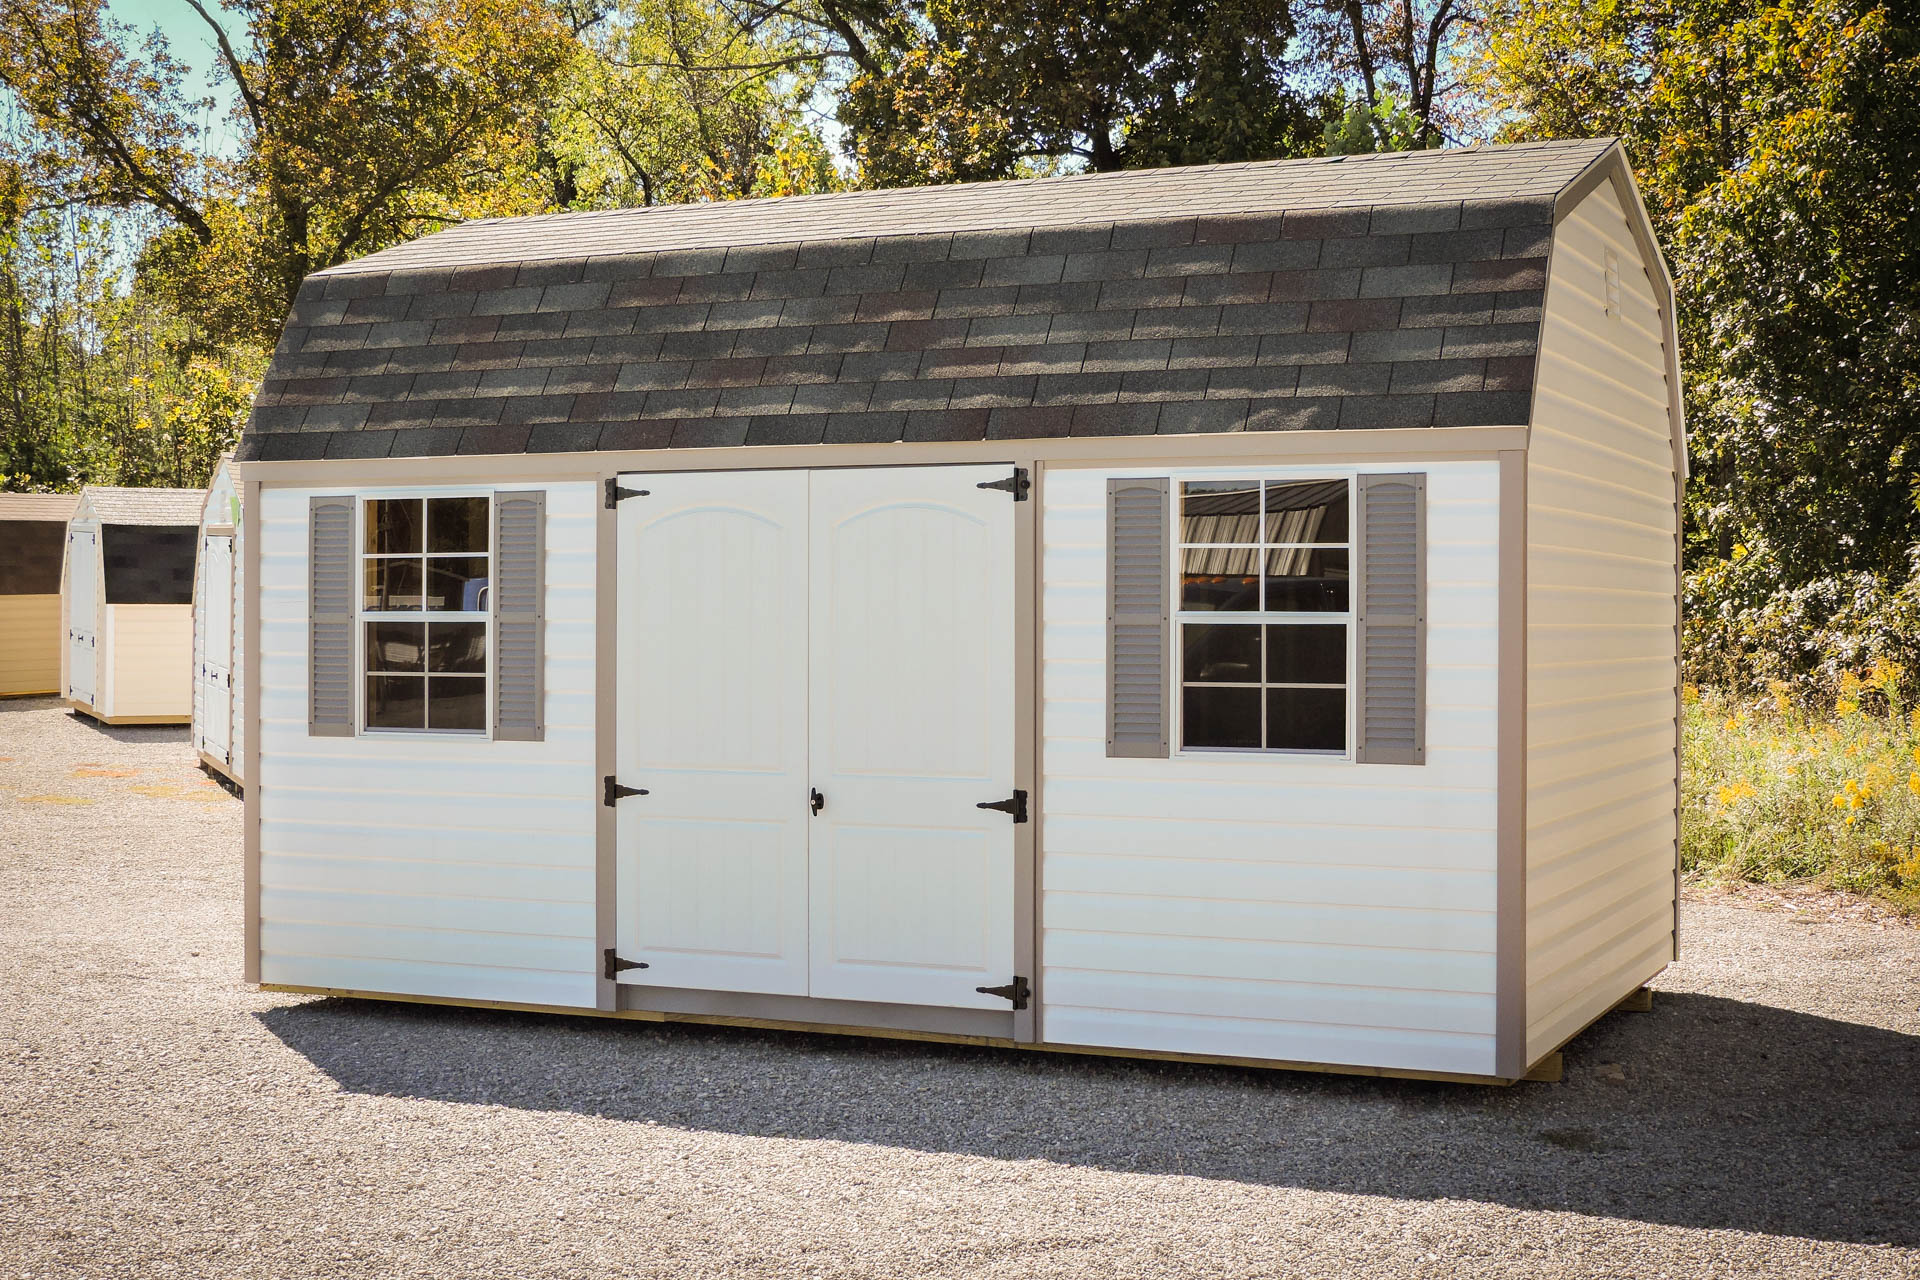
[428,676,487,731]
[1264,480,1349,544]
[1180,481,1260,544]
[1264,548,1349,612]
[425,557,490,611]
[1181,547,1259,611]
[1268,687,1345,750]
[1266,625,1346,686]
[427,622,487,674]
[364,557,423,611]
[367,499,423,555]
[429,496,491,554]
[365,622,425,672]
[1182,624,1261,683]
[366,675,425,729]
[1183,686,1262,748]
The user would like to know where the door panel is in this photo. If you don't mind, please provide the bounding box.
[807,466,1017,1009]
[615,470,810,996]
[201,535,233,759]
[67,529,95,703]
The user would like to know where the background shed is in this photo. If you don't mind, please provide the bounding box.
[0,492,80,697]
[193,459,245,785]
[63,486,205,724]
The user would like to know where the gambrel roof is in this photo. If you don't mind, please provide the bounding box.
[239,138,1622,462]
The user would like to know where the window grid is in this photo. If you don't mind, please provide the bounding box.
[1176,477,1352,754]
[358,495,493,736]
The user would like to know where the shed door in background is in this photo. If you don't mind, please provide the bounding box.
[200,533,234,761]
[67,529,96,704]
[806,466,1017,1010]
[614,470,811,996]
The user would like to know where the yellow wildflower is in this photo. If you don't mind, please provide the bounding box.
[1836,697,1860,717]
[1725,716,1742,732]
[1715,780,1757,806]
[1872,656,1904,694]
[1682,683,1701,705]
[1908,771,1920,797]
[1770,680,1793,714]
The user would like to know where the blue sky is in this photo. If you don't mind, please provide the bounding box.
[109,0,243,154]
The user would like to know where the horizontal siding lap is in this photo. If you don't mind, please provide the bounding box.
[1043,891,1495,951]
[1046,967,1493,1034]
[259,954,595,1008]
[1041,1007,1494,1076]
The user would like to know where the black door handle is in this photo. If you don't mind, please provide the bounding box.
[810,788,824,815]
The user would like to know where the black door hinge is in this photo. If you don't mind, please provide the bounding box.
[604,776,649,806]
[975,975,1031,1009]
[604,478,650,509]
[604,947,648,979]
[976,789,1028,823]
[976,467,1031,501]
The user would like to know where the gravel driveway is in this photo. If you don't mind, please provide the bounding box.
[3,697,1917,1279]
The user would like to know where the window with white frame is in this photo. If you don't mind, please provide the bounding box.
[1177,477,1350,752]
[361,496,491,732]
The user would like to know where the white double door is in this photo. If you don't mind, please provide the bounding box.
[67,528,97,704]
[615,465,1018,1010]
[199,534,234,761]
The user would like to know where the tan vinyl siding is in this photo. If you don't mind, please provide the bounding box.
[105,604,194,719]
[1525,178,1680,1064]
[0,594,63,695]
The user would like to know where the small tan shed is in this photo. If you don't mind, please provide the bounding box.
[63,486,205,725]
[0,492,80,696]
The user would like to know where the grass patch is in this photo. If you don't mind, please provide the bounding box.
[1685,667,1920,913]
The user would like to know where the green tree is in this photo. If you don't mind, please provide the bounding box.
[0,0,575,346]
[546,0,841,208]
[825,0,1321,185]
[1475,1,1920,691]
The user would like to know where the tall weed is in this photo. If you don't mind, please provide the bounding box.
[1684,661,1920,911]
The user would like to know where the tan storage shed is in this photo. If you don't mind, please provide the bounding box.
[193,458,245,785]
[234,138,1682,1084]
[0,492,80,696]
[63,486,205,725]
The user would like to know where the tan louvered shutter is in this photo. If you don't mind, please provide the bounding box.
[492,490,545,741]
[1355,473,1426,764]
[1107,477,1170,758]
[309,496,355,737]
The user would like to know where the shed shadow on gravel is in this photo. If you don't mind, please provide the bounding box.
[55,707,191,744]
[258,990,1920,1247]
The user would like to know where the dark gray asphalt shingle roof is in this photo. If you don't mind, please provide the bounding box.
[240,139,1620,461]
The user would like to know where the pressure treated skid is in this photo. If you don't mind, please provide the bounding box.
[236,140,1683,1085]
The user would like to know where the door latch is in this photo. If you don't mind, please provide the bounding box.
[810,788,825,815]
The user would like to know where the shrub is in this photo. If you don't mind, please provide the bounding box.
[1683,665,1920,912]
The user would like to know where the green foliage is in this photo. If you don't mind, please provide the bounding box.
[546,0,842,207]
[1684,678,1920,912]
[1474,0,1920,692]
[1321,90,1442,154]
[838,0,1321,186]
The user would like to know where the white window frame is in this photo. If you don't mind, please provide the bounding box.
[355,487,496,739]
[1170,466,1358,760]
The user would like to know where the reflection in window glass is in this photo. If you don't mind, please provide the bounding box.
[361,495,490,734]
[1177,478,1351,753]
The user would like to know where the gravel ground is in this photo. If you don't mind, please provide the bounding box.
[3,696,1918,1280]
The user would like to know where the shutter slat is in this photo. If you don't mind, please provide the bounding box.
[308,496,354,737]
[492,490,545,741]
[1107,477,1169,758]
[1355,475,1426,765]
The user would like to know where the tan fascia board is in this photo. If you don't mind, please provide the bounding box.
[239,423,1530,488]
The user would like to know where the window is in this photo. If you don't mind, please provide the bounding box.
[361,496,490,732]
[1177,478,1350,752]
